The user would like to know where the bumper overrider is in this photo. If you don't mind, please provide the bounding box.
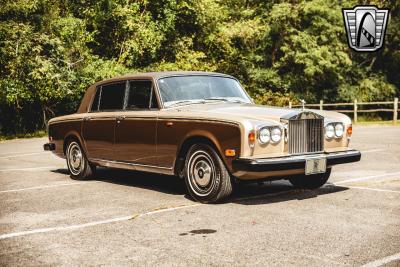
[43,143,56,151]
[232,150,361,180]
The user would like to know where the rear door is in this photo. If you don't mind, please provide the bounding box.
[113,80,158,165]
[82,81,126,160]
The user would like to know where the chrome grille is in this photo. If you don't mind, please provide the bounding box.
[288,118,323,154]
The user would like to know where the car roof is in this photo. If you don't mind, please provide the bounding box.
[95,71,235,86]
[122,71,234,79]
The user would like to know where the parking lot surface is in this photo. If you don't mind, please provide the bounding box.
[0,125,399,266]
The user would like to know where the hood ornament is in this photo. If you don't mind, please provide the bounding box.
[300,99,306,111]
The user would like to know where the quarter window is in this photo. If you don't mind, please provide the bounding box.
[98,82,126,111]
[127,80,157,109]
[90,87,101,111]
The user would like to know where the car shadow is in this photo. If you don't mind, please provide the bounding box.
[229,181,349,205]
[52,168,349,204]
[52,167,186,195]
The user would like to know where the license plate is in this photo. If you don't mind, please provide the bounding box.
[305,157,327,175]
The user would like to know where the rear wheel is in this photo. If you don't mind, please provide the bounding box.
[184,144,232,203]
[289,168,331,189]
[66,140,95,180]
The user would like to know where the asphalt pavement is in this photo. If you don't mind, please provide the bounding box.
[0,125,399,266]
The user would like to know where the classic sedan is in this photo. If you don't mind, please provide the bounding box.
[44,71,361,203]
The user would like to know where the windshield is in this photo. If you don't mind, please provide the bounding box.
[157,75,252,107]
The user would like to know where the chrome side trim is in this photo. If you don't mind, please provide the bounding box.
[89,158,174,175]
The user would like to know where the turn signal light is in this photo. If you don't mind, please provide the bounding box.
[248,131,255,147]
[347,125,353,137]
[225,149,236,157]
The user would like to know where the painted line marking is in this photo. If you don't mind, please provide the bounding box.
[0,204,200,240]
[346,186,400,194]
[361,252,400,267]
[0,152,49,159]
[0,166,63,172]
[0,182,98,193]
[335,172,400,185]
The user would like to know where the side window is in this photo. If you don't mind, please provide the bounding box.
[98,82,126,111]
[90,87,101,112]
[127,80,158,109]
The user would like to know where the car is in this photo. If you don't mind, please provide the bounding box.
[44,71,361,203]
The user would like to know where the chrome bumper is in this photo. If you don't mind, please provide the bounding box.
[232,150,361,180]
[43,143,56,151]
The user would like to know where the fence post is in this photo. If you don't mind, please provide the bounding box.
[289,101,292,109]
[394,98,398,125]
[354,99,358,124]
[320,100,323,110]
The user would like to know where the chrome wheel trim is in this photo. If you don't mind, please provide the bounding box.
[187,150,216,197]
[67,142,84,176]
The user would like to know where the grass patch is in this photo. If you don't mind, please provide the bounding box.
[0,130,47,141]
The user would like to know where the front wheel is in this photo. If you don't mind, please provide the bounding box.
[184,144,233,203]
[66,140,95,180]
[289,168,331,189]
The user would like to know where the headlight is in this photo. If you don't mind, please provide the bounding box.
[335,123,344,138]
[270,127,282,143]
[258,128,270,144]
[325,124,335,139]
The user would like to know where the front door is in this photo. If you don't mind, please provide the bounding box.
[113,80,158,165]
[82,81,126,160]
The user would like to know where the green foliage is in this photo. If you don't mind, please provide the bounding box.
[0,0,399,134]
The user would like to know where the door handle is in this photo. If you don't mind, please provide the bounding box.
[166,121,174,127]
[83,116,92,121]
[116,115,126,122]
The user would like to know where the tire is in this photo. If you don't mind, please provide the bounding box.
[184,144,233,203]
[66,140,95,180]
[289,168,332,189]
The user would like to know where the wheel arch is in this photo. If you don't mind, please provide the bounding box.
[174,132,225,177]
[63,131,86,156]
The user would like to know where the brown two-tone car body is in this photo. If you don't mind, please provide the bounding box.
[45,71,361,203]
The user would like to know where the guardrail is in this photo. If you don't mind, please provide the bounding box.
[289,97,399,124]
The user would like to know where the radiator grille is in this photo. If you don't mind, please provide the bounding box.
[288,118,323,154]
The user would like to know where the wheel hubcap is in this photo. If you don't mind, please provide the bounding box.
[187,150,216,196]
[194,160,212,187]
[68,143,83,175]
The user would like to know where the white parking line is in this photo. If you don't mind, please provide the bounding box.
[0,152,49,159]
[0,166,62,172]
[0,182,98,193]
[361,252,400,267]
[335,172,400,185]
[346,186,400,194]
[0,204,200,240]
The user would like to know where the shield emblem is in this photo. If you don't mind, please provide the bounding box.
[342,6,389,52]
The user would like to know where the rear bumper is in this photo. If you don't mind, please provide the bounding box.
[232,150,361,180]
[43,143,56,151]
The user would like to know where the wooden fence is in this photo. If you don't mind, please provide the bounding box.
[289,97,399,125]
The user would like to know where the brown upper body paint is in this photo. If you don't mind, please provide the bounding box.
[48,71,354,179]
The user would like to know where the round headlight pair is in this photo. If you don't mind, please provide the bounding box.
[325,123,344,139]
[259,127,282,144]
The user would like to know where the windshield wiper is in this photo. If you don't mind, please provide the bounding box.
[204,97,246,103]
[165,97,246,108]
[165,99,205,108]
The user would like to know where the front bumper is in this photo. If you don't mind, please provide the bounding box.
[232,150,361,180]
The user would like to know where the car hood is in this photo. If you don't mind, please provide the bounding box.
[164,103,351,125]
